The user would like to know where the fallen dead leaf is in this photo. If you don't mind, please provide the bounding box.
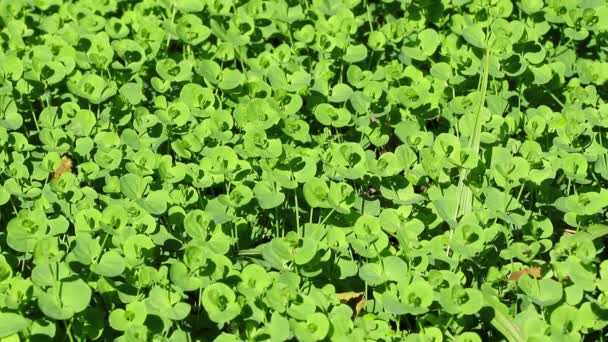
[508,267,542,281]
[336,291,365,317]
[52,155,73,180]
[355,296,365,317]
[336,291,363,301]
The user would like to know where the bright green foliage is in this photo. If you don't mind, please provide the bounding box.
[1,0,608,341]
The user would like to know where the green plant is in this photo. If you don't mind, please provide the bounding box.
[1,0,608,341]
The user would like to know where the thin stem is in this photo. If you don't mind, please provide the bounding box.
[364,0,374,32]
[320,208,336,225]
[86,232,110,282]
[64,320,74,342]
[274,207,280,237]
[8,195,18,215]
[309,207,313,224]
[165,5,176,50]
[548,91,565,108]
[506,183,525,211]
[294,190,301,236]
[29,102,40,133]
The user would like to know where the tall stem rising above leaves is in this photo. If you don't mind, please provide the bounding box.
[453,37,492,222]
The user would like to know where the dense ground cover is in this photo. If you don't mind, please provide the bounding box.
[1,0,608,341]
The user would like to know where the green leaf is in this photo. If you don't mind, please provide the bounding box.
[120,174,146,200]
[382,256,408,282]
[343,44,368,63]
[0,255,12,283]
[327,182,355,213]
[146,286,191,321]
[218,69,244,90]
[462,24,486,49]
[119,82,145,105]
[92,250,125,278]
[0,96,23,130]
[7,211,48,253]
[201,283,240,323]
[139,190,168,215]
[293,312,329,341]
[431,62,452,81]
[398,280,434,315]
[0,313,29,338]
[519,0,544,15]
[329,84,353,103]
[419,29,440,56]
[432,197,457,227]
[253,181,285,209]
[359,263,385,286]
[269,312,290,342]
[174,0,206,13]
[550,305,582,334]
[183,210,212,240]
[518,276,563,307]
[294,238,317,265]
[72,235,101,265]
[109,301,147,331]
[314,104,350,127]
[237,264,272,297]
[218,184,253,208]
[67,73,117,104]
[38,278,92,320]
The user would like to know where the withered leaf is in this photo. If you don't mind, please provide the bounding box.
[52,155,73,180]
[336,291,365,317]
[508,267,542,281]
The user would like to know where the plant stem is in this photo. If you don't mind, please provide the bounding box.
[320,208,336,225]
[294,190,301,236]
[64,319,74,342]
[309,207,314,224]
[448,32,492,256]
[29,102,40,133]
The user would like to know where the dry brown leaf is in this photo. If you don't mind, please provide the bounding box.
[336,291,365,317]
[354,296,365,317]
[336,291,363,301]
[52,155,73,180]
[508,267,542,281]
